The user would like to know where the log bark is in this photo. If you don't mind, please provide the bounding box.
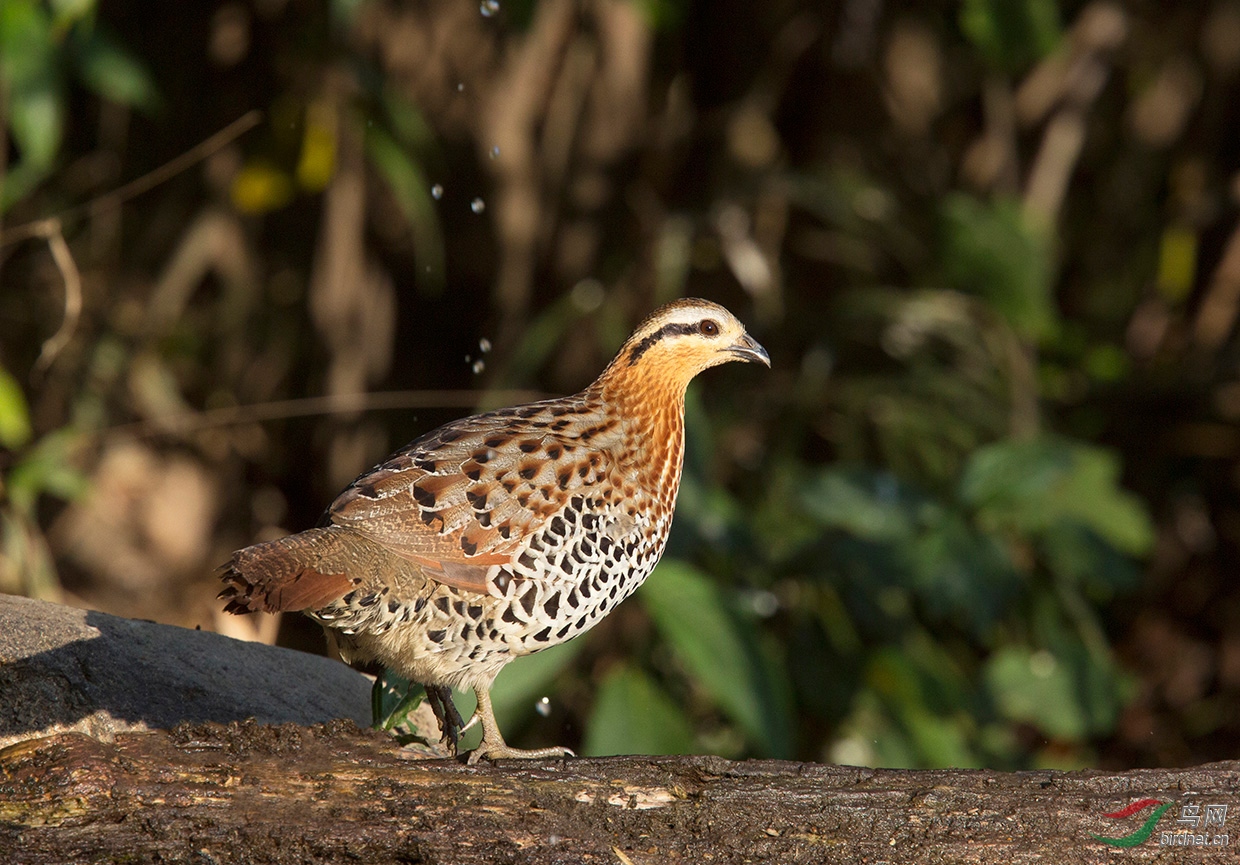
[1,719,1236,864]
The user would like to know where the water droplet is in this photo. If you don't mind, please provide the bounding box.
[570,278,605,312]
[470,197,486,214]
[457,82,465,92]
[535,696,551,717]
[489,145,500,159]
[472,359,486,375]
[746,590,779,618]
[480,0,499,17]
[430,184,444,200]
[478,337,492,353]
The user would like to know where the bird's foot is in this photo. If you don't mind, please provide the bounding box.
[424,685,466,757]
[463,685,574,763]
[466,741,575,765]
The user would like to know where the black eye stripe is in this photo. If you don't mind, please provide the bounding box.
[627,321,700,365]
[625,317,724,365]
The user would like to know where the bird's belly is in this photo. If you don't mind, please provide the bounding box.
[494,516,667,656]
[312,526,666,687]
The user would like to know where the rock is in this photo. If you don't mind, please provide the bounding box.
[0,593,373,749]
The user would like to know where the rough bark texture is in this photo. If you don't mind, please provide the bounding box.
[1,720,1236,864]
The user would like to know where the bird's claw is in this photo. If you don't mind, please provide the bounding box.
[466,744,575,765]
[425,685,466,757]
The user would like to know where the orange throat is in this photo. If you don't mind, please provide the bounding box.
[593,362,688,505]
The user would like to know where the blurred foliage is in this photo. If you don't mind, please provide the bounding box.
[960,0,1061,72]
[4,0,1240,772]
[0,0,157,209]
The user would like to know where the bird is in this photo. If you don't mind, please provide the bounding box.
[219,297,769,762]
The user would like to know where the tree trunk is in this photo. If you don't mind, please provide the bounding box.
[1,720,1235,863]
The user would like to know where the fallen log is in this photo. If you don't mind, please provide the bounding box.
[1,719,1235,863]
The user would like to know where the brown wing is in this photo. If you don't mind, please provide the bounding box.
[326,400,616,594]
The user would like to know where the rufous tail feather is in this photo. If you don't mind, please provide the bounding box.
[218,528,361,614]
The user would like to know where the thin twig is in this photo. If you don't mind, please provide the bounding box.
[104,389,554,440]
[1,111,262,376]
[0,110,262,249]
[33,218,83,373]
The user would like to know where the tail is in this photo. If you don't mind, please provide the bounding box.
[218,527,364,615]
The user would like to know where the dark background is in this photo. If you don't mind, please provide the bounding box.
[3,0,1239,768]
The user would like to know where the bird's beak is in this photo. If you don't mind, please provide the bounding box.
[727,332,770,367]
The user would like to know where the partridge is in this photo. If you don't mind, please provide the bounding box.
[220,298,769,761]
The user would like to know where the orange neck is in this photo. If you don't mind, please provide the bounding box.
[591,360,689,500]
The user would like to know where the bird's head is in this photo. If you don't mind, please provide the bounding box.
[595,298,769,398]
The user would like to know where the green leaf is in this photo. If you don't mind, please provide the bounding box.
[364,125,445,296]
[1040,523,1141,598]
[0,367,33,449]
[491,294,584,391]
[382,87,435,150]
[0,0,55,89]
[582,665,694,756]
[960,437,1153,556]
[6,429,89,516]
[940,194,1056,341]
[984,645,1088,740]
[75,28,159,111]
[801,468,1021,633]
[864,640,981,767]
[0,0,62,172]
[832,689,914,768]
[640,560,794,757]
[801,467,919,542]
[0,510,61,600]
[985,584,1138,745]
[960,436,1068,507]
[908,505,1020,632]
[633,0,689,30]
[371,668,425,732]
[48,0,95,30]
[960,0,1062,72]
[8,77,64,171]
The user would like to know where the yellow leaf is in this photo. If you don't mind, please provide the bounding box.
[231,160,293,214]
[296,100,337,192]
[1156,226,1197,302]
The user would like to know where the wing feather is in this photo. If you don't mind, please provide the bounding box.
[324,402,614,595]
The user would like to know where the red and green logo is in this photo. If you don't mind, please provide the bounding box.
[1090,799,1174,847]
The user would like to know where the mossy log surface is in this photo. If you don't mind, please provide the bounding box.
[1,720,1236,864]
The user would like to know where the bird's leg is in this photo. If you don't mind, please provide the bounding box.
[465,686,575,764]
[424,684,465,756]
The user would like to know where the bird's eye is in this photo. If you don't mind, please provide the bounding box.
[700,319,720,337]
